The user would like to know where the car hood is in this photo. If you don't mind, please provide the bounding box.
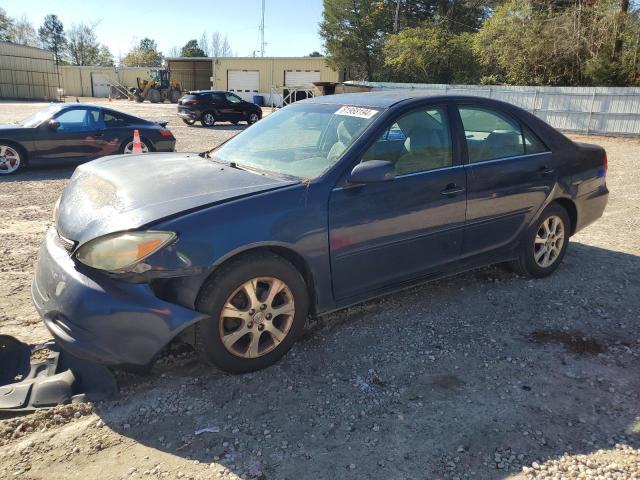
[56,152,297,243]
[0,124,23,131]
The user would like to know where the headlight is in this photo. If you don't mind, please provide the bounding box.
[75,231,176,272]
[52,197,61,224]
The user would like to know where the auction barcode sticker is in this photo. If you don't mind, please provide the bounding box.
[335,106,379,119]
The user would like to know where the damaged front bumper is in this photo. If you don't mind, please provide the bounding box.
[31,227,208,367]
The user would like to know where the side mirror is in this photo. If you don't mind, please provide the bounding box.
[349,160,395,184]
[48,119,60,130]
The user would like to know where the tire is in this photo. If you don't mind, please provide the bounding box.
[247,111,261,125]
[201,112,216,127]
[120,137,151,154]
[194,252,309,373]
[510,203,570,278]
[0,143,24,175]
[134,95,144,103]
[182,118,196,126]
[148,88,161,103]
[169,89,181,103]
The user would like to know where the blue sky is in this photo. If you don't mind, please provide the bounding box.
[1,0,325,59]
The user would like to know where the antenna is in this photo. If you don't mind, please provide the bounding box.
[260,0,266,57]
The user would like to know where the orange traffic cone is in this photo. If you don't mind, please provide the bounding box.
[132,129,143,154]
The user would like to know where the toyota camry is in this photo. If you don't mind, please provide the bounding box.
[32,93,609,373]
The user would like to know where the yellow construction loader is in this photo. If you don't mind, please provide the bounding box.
[130,69,183,103]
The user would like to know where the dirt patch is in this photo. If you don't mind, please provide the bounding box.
[530,329,608,355]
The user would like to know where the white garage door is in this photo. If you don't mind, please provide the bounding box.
[285,70,321,87]
[228,70,259,101]
[91,73,112,98]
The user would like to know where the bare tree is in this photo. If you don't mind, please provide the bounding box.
[66,23,100,66]
[210,31,233,59]
[199,32,211,57]
[11,15,38,46]
[168,45,181,58]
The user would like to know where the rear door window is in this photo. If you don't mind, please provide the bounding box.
[458,106,524,163]
[523,125,548,154]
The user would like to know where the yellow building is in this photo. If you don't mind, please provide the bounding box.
[167,56,343,106]
[0,41,59,100]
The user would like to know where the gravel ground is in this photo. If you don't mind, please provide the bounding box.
[0,98,639,480]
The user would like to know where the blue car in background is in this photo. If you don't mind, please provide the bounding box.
[32,93,609,373]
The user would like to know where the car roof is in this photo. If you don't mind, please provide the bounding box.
[300,92,521,110]
[55,103,148,121]
[187,90,229,95]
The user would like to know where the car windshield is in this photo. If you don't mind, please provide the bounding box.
[20,105,60,127]
[211,103,382,180]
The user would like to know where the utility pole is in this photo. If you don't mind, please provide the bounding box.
[260,0,266,57]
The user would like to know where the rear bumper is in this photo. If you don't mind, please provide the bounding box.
[31,227,207,366]
[177,109,200,121]
[153,138,176,152]
[574,185,609,233]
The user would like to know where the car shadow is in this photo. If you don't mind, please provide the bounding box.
[1,164,76,182]
[90,242,639,478]
[187,123,247,131]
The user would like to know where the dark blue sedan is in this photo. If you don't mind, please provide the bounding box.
[0,103,175,174]
[32,93,609,373]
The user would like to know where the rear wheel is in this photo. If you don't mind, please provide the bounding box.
[511,203,570,278]
[0,144,23,175]
[121,138,151,154]
[195,253,308,373]
[169,89,181,103]
[201,112,216,127]
[148,88,161,103]
[182,118,195,126]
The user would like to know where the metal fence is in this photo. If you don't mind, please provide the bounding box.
[348,82,640,136]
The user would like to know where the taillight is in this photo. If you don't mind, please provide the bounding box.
[183,99,199,105]
[160,130,173,137]
[603,151,608,172]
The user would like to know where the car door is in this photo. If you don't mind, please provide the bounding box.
[224,93,246,121]
[32,107,105,161]
[328,103,467,300]
[456,103,555,256]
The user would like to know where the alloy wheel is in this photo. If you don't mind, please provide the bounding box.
[203,113,215,126]
[248,113,259,124]
[219,277,295,359]
[0,145,21,174]
[124,141,149,154]
[533,215,565,268]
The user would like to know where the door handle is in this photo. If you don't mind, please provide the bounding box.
[440,183,465,196]
[92,132,104,138]
[539,165,554,175]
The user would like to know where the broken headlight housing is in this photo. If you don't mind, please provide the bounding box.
[75,231,176,273]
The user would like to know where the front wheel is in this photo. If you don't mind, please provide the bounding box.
[201,112,216,127]
[195,253,309,373]
[511,203,570,278]
[247,111,260,125]
[0,144,23,175]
